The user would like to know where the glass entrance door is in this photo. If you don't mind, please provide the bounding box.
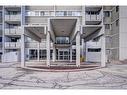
[58,49,70,61]
[29,49,38,60]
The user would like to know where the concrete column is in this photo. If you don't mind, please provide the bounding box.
[82,6,86,25]
[101,34,106,67]
[21,34,25,67]
[46,31,50,66]
[70,46,72,62]
[81,39,84,57]
[2,6,5,63]
[37,42,40,61]
[52,45,56,62]
[76,31,80,67]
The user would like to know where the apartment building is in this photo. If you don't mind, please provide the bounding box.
[0,6,126,69]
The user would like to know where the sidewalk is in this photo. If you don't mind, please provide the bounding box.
[0,62,20,68]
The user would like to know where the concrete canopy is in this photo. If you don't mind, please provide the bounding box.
[85,6,102,12]
[50,18,77,37]
[4,6,21,11]
[82,26,102,42]
[24,26,46,42]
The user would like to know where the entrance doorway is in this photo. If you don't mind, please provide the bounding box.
[57,49,70,61]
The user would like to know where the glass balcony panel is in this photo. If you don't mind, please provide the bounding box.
[56,37,70,44]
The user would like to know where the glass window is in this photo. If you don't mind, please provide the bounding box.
[64,11,67,16]
[104,11,110,17]
[35,11,40,16]
[39,50,47,60]
[25,11,30,16]
[29,49,38,60]
[67,11,72,16]
[0,37,2,42]
[56,37,69,44]
[116,20,119,26]
[25,11,35,16]
[105,24,110,29]
[40,11,44,16]
[50,11,54,16]
[44,12,49,16]
[8,11,19,15]
[72,11,81,16]
[88,48,101,52]
[116,6,119,12]
[56,11,64,16]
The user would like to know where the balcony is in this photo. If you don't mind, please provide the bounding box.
[55,11,81,17]
[25,42,38,48]
[85,14,102,25]
[85,14,102,21]
[5,14,21,22]
[55,37,71,48]
[25,42,53,48]
[5,27,22,36]
[5,42,21,49]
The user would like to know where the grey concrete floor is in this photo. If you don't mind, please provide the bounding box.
[0,63,127,89]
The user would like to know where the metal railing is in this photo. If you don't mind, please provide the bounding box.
[85,14,102,21]
[5,14,21,21]
[5,42,21,48]
[5,27,22,35]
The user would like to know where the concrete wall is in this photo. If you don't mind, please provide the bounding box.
[2,51,21,62]
[119,6,127,60]
[104,6,120,61]
[25,16,48,24]
[86,41,101,62]
[25,6,54,11]
[55,6,82,11]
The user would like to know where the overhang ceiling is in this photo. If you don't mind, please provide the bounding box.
[50,19,77,37]
[5,6,21,11]
[85,6,102,12]
[82,26,102,40]
[5,21,21,25]
[85,21,102,25]
[25,27,46,39]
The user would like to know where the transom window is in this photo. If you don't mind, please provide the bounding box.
[88,48,101,52]
[104,11,110,17]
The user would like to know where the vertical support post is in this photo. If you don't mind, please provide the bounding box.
[46,31,50,66]
[2,6,5,63]
[76,31,80,67]
[101,34,106,67]
[81,39,84,57]
[52,44,56,62]
[37,42,40,61]
[21,6,25,67]
[21,34,25,67]
[82,6,86,25]
[70,46,72,62]
[101,6,106,67]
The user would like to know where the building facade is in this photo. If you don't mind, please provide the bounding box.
[0,6,127,68]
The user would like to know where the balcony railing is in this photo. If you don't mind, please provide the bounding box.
[5,42,21,48]
[5,14,21,21]
[55,40,70,44]
[25,42,53,48]
[5,27,22,35]
[25,42,38,48]
[85,14,102,21]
